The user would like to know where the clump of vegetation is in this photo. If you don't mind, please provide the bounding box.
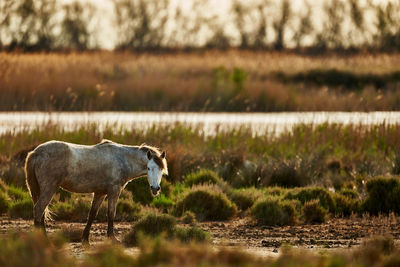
[266,160,310,188]
[123,213,210,246]
[174,185,237,221]
[0,191,9,214]
[303,199,327,223]
[285,187,336,212]
[116,199,141,221]
[8,198,33,219]
[251,197,298,226]
[123,213,177,246]
[0,231,73,267]
[151,194,174,210]
[0,179,8,192]
[184,169,223,187]
[174,226,211,244]
[334,194,360,217]
[7,186,29,201]
[338,188,359,199]
[228,187,263,211]
[181,211,196,224]
[362,177,400,215]
[126,177,172,205]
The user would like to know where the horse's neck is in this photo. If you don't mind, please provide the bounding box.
[125,147,147,178]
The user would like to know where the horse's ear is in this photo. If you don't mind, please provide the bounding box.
[160,151,166,159]
[147,150,152,160]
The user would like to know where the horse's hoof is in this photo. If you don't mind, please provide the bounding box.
[82,239,91,247]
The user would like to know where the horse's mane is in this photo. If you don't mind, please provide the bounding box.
[139,144,162,156]
[139,144,168,174]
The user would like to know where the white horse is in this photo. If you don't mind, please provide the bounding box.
[24,139,167,242]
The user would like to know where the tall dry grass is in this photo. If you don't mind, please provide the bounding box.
[1,51,400,111]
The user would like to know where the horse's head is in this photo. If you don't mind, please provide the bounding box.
[146,150,167,196]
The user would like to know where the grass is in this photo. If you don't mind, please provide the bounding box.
[1,229,400,267]
[1,51,400,112]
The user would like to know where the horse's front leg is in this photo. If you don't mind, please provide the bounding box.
[82,192,106,244]
[107,187,121,242]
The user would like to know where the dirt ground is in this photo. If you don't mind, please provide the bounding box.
[1,214,400,258]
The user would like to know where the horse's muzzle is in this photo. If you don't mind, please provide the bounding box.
[150,186,160,196]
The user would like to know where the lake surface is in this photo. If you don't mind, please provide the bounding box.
[1,112,400,136]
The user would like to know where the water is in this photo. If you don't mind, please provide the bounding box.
[1,112,400,137]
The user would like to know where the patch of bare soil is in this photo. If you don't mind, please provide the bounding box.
[199,214,400,253]
[1,214,400,257]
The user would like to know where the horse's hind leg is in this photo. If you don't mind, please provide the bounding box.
[82,193,106,243]
[107,187,121,241]
[33,185,58,231]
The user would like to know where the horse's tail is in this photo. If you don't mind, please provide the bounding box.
[25,151,40,204]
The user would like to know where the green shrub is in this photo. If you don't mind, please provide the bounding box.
[303,199,327,223]
[0,179,8,192]
[151,194,174,210]
[8,198,33,219]
[251,197,298,226]
[181,211,196,224]
[126,177,172,205]
[285,187,336,212]
[362,177,400,215]
[228,188,262,211]
[52,202,75,221]
[174,226,211,243]
[116,199,141,221]
[1,163,26,188]
[334,194,360,217]
[123,214,177,246]
[174,186,237,221]
[185,169,222,187]
[339,188,359,199]
[0,191,9,214]
[7,186,29,201]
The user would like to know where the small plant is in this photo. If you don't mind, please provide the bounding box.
[185,169,223,187]
[285,187,336,212]
[174,226,211,243]
[116,199,141,221]
[8,198,33,219]
[174,185,237,221]
[251,197,297,226]
[151,194,174,210]
[303,199,327,223]
[362,177,400,215]
[0,179,8,192]
[0,191,9,214]
[338,188,359,199]
[7,186,29,201]
[123,213,177,246]
[228,188,263,211]
[182,211,196,224]
[334,194,360,217]
[126,177,172,205]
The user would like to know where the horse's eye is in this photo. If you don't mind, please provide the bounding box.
[147,167,150,171]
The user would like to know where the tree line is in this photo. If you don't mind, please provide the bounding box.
[1,0,400,52]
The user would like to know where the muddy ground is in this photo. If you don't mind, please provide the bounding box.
[1,214,400,257]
